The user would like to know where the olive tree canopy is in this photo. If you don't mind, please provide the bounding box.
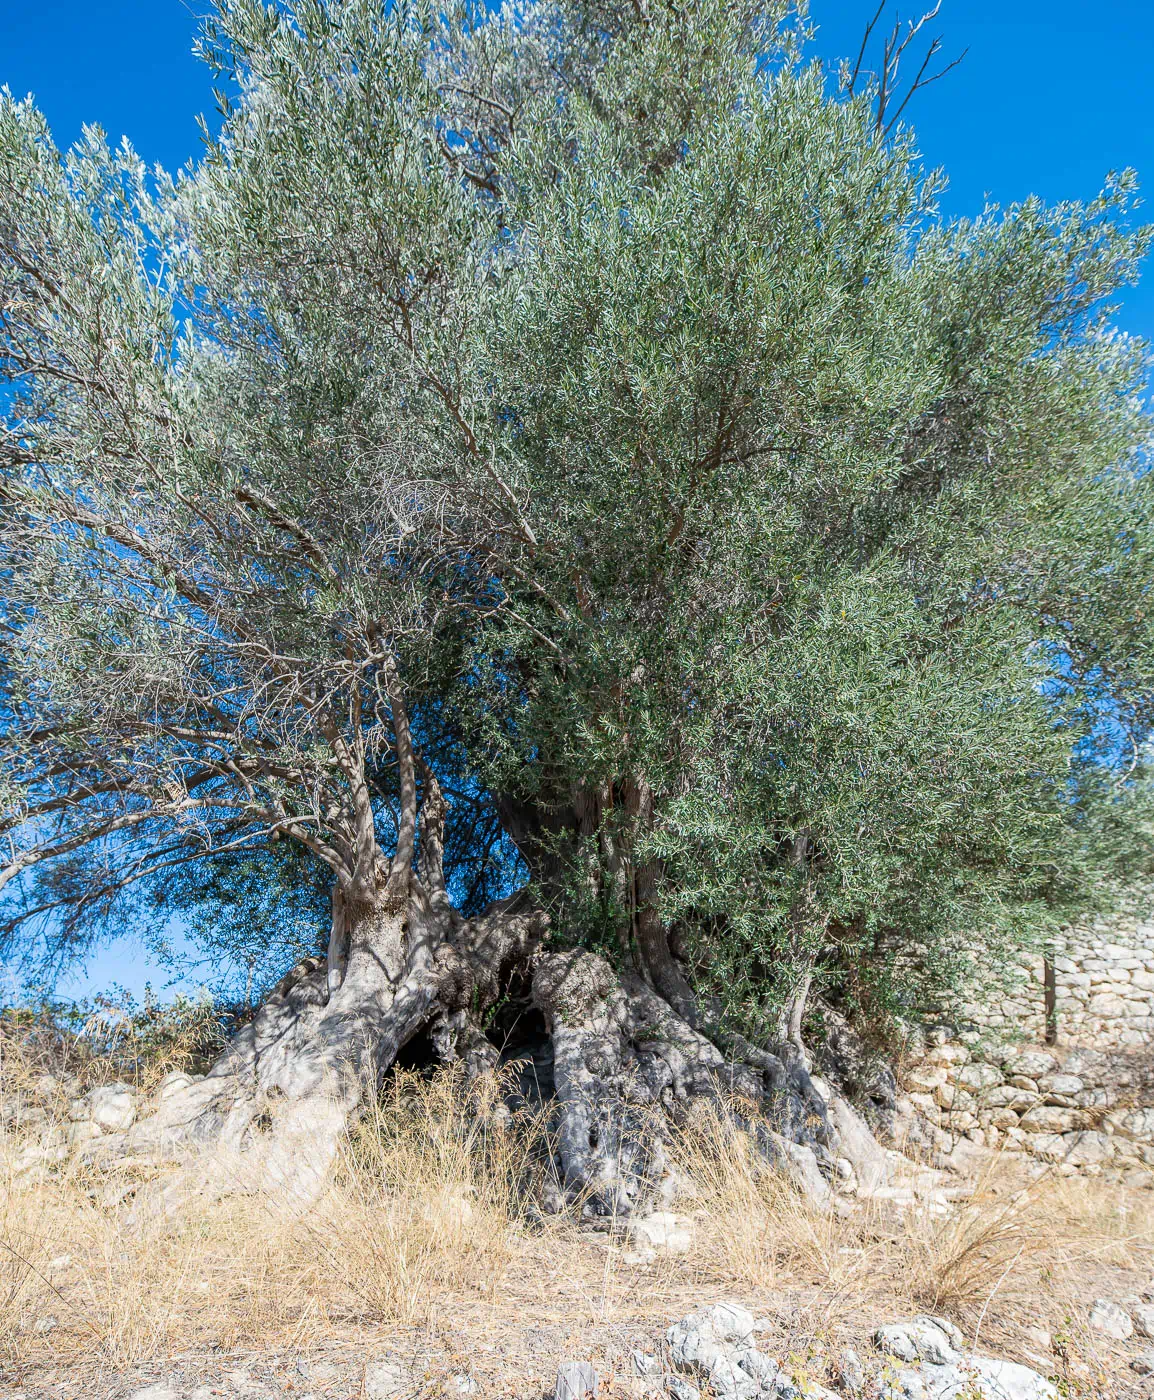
[2,0,1152,1204]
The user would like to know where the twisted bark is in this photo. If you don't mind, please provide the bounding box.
[121,881,548,1202]
[531,948,833,1215]
[108,904,836,1215]
[101,762,847,1213]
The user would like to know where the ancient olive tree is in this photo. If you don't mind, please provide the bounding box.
[2,0,1153,1205]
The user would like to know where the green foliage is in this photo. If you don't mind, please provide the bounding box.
[1,0,1153,1038]
[151,843,332,1004]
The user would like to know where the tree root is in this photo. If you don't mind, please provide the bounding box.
[531,948,835,1216]
[89,925,875,1219]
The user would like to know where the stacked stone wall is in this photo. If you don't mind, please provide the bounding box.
[900,881,1154,1175]
[956,881,1154,1050]
[900,1036,1154,1174]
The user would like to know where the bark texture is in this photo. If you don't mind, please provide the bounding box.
[114,938,835,1222]
[532,948,833,1214]
[124,884,549,1201]
[110,767,842,1213]
[113,913,835,1213]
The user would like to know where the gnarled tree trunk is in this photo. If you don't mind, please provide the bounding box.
[113,735,846,1214]
[123,913,834,1213]
[126,861,548,1202]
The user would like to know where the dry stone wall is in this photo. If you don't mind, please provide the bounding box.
[899,1036,1154,1175]
[898,882,1154,1176]
[957,881,1154,1050]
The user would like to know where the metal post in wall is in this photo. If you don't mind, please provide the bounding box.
[1043,953,1057,1046]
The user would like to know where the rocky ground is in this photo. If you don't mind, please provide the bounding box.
[1,1296,1141,1400]
[5,1060,1154,1400]
[5,1174,1154,1400]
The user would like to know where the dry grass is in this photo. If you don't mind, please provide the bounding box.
[307,1069,554,1327]
[665,1102,1154,1376]
[0,1066,565,1368]
[1,1060,1152,1394]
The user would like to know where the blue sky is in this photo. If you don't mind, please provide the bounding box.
[3,0,1154,998]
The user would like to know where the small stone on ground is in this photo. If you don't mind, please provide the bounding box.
[1088,1299,1134,1339]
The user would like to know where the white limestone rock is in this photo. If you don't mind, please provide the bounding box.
[879,1357,1055,1400]
[767,1133,832,1205]
[1054,1130,1114,1166]
[555,1362,598,1400]
[873,1321,959,1367]
[666,1305,782,1399]
[706,1353,758,1397]
[1088,1299,1133,1339]
[838,1348,864,1396]
[1002,1052,1056,1080]
[87,1083,138,1133]
[672,1302,756,1348]
[1106,1108,1154,1141]
[937,1358,1055,1400]
[873,1317,1054,1400]
[956,1064,1002,1092]
[627,1211,694,1253]
[982,1087,1039,1112]
[1026,1133,1067,1162]
[156,1071,200,1100]
[64,1118,101,1148]
[829,1095,890,1193]
[733,1349,780,1386]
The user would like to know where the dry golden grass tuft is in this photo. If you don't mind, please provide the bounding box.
[1,1060,1152,1393]
[666,1103,859,1289]
[665,1101,1154,1363]
[300,1068,555,1328]
[899,1173,1045,1317]
[0,1065,568,1367]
